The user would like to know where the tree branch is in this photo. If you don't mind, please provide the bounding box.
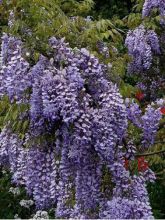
[135,149,165,157]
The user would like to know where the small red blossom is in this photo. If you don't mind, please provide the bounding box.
[138,156,149,172]
[124,158,129,170]
[160,107,165,115]
[135,91,144,101]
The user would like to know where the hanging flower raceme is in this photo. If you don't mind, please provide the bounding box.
[100,155,155,219]
[125,25,160,74]
[141,105,162,147]
[126,101,142,127]
[126,100,162,148]
[25,146,58,210]
[0,36,159,219]
[0,34,31,102]
[142,0,165,25]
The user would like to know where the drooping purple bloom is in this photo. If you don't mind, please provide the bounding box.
[142,0,165,25]
[142,105,162,147]
[0,34,31,102]
[125,25,160,73]
[0,35,158,219]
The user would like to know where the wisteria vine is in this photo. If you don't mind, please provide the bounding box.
[0,33,163,219]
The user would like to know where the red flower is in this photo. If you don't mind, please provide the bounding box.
[138,156,148,172]
[124,158,129,170]
[160,107,165,115]
[135,91,144,101]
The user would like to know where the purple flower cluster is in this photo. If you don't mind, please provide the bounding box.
[0,127,23,171]
[125,25,160,73]
[142,0,165,24]
[0,34,31,101]
[126,101,142,127]
[97,41,110,58]
[135,74,165,100]
[0,35,157,219]
[100,157,155,219]
[126,100,162,148]
[100,196,153,219]
[0,128,58,209]
[25,146,58,209]
[141,105,162,147]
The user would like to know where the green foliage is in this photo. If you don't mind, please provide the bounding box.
[0,170,35,219]
[0,0,124,61]
[0,96,29,139]
[148,180,165,219]
[92,0,135,19]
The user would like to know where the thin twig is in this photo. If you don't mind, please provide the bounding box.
[135,149,165,157]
